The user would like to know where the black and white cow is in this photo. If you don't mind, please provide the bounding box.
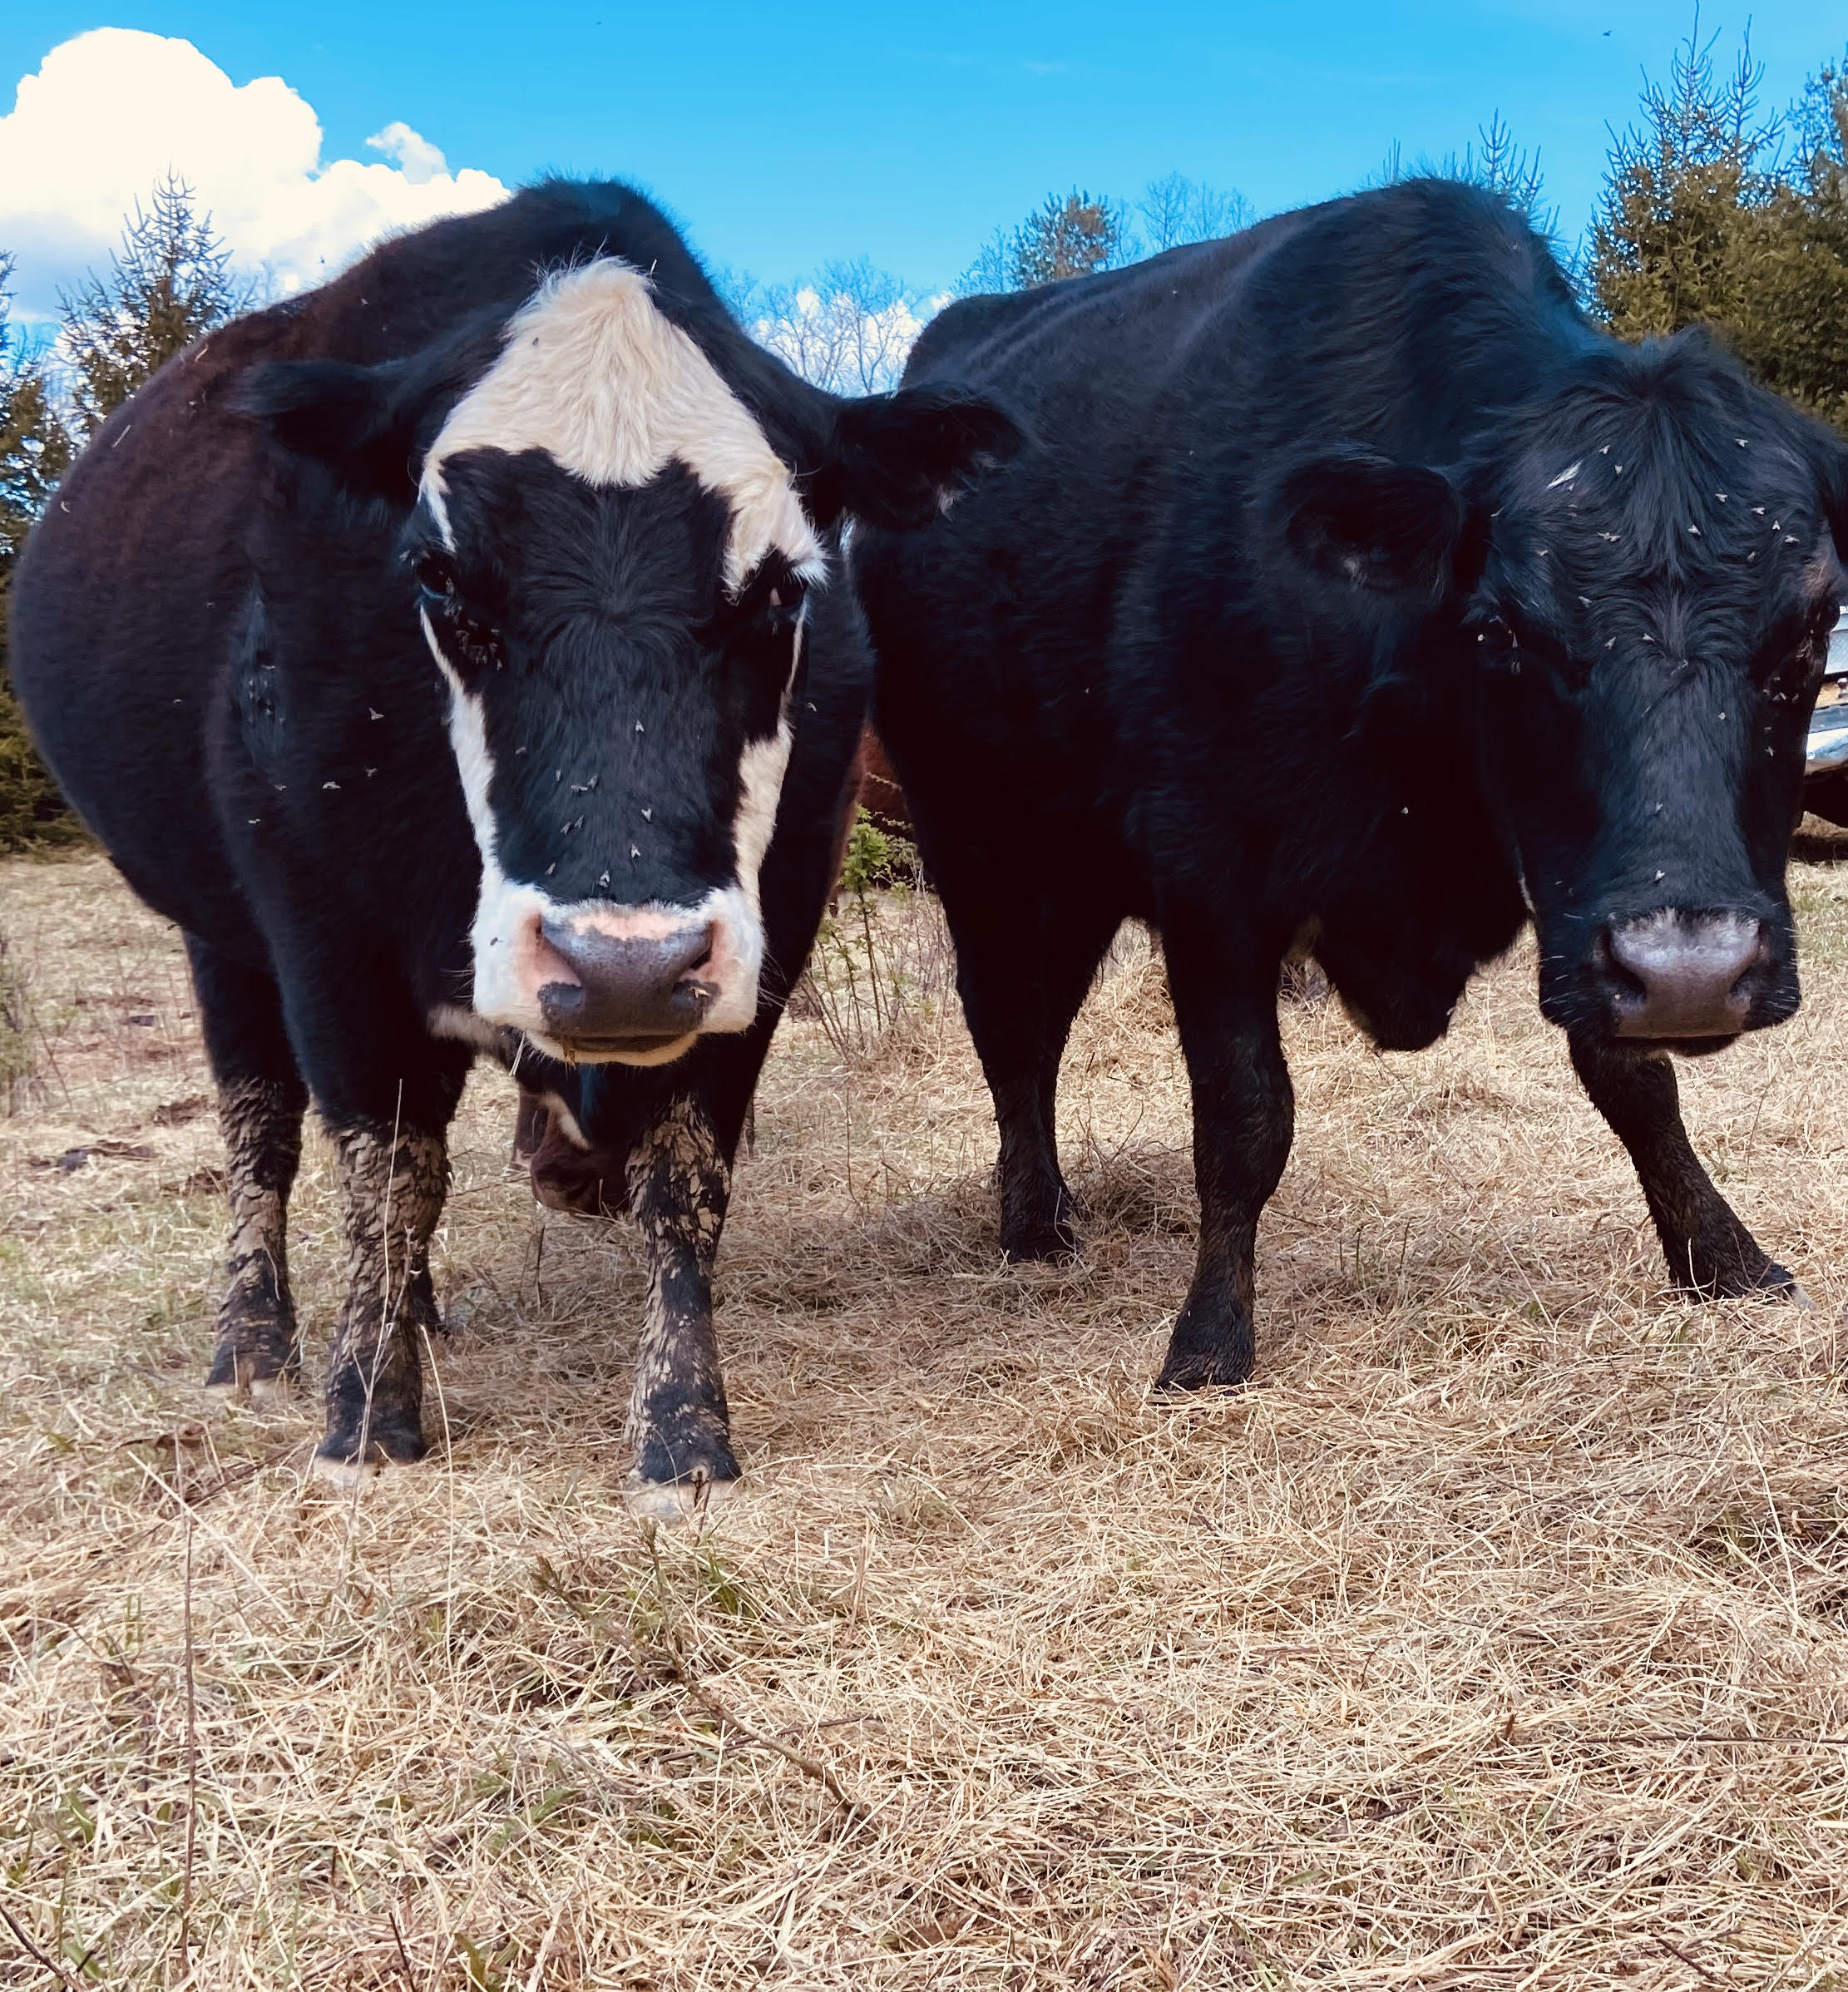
[11,180,1016,1502]
[853,180,1847,1392]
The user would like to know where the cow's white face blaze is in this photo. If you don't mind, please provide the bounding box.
[410,260,827,1065]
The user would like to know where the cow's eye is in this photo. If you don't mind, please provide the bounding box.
[413,551,456,606]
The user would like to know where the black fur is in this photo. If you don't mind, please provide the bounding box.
[854,180,1848,1391]
[10,179,1008,1490]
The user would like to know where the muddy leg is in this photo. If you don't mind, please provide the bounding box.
[312,1120,448,1483]
[1569,1033,1796,1298]
[624,1096,739,1508]
[185,936,309,1400]
[205,1078,307,1398]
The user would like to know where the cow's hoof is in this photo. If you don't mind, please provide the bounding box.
[1000,1176,1079,1263]
[205,1336,299,1401]
[630,1421,739,1488]
[1740,1261,1815,1307]
[1000,1213,1079,1263]
[1001,1230,1079,1263]
[627,1411,739,1520]
[204,1369,300,1408]
[624,1474,739,1525]
[1681,1255,1808,1304]
[309,1426,427,1485]
[1154,1315,1253,1395]
[1154,1351,1253,1394]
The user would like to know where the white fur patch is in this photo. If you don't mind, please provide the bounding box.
[735,724,793,912]
[729,609,804,921]
[422,607,502,863]
[423,259,825,590]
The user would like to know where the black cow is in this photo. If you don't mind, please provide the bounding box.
[11,180,1015,1505]
[853,180,1846,1392]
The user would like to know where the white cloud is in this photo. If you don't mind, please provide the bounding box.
[366,121,448,189]
[0,29,508,318]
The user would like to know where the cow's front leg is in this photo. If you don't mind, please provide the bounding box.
[1154,940,1295,1391]
[312,1120,449,1483]
[623,1096,739,1510]
[1569,1032,1797,1298]
[205,1075,307,1401]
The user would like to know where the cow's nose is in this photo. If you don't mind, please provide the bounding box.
[1605,911,1767,1040]
[536,919,718,1046]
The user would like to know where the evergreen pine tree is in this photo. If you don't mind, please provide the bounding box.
[1589,27,1848,435]
[0,255,77,851]
[0,178,248,848]
[1011,190,1128,287]
[58,173,245,437]
[1754,52,1848,430]
[1589,24,1779,339]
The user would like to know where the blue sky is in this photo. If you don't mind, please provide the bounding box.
[1,2,1842,298]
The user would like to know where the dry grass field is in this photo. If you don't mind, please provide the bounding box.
[5,842,1848,1990]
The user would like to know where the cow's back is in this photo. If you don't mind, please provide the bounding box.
[857,183,1584,870]
[856,221,1295,863]
[890,224,1290,630]
[906,181,1579,469]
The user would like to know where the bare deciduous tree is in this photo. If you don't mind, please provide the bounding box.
[739,258,930,396]
[1138,173,1253,253]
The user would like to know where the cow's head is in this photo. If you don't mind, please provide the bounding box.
[1282,331,1847,1050]
[245,260,1018,1063]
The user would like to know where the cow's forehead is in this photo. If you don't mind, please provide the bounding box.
[1494,405,1830,602]
[422,259,823,589]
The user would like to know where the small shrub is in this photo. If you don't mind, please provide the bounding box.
[799,809,955,1059]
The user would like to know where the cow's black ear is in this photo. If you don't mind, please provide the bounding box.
[823,384,1025,529]
[235,311,501,508]
[235,355,427,507]
[1281,445,1466,596]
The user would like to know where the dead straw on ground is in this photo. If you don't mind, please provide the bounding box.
[2,843,1848,1989]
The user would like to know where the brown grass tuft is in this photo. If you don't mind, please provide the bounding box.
[3,848,1848,1985]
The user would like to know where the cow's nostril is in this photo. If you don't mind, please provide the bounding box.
[537,978,587,1019]
[1606,912,1766,1040]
